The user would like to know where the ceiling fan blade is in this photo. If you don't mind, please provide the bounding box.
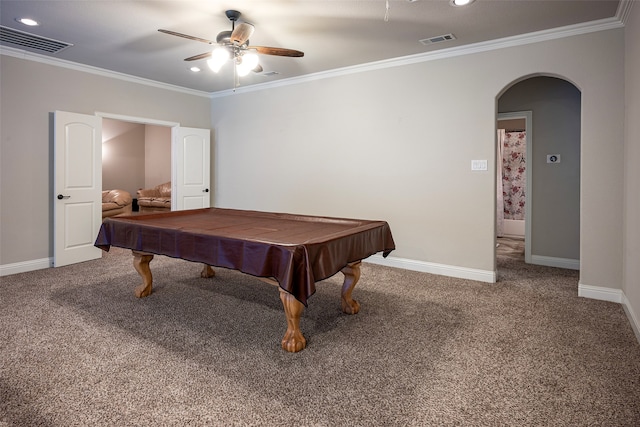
[184,51,212,61]
[231,22,254,45]
[251,46,304,57]
[158,29,215,45]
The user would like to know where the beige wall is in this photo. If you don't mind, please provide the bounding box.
[624,4,640,335]
[0,55,211,265]
[211,29,625,293]
[102,118,145,196]
[144,125,171,189]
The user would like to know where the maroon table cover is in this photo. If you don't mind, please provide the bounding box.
[94,208,395,305]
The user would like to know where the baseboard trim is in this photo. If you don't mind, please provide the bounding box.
[366,254,496,283]
[622,293,640,344]
[531,255,580,270]
[0,258,52,277]
[578,283,623,303]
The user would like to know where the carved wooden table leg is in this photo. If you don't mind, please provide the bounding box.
[279,288,307,352]
[340,261,362,314]
[132,251,154,298]
[201,264,215,278]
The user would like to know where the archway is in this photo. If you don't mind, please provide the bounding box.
[496,76,581,271]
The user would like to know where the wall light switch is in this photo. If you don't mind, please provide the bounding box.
[471,160,488,171]
[547,154,561,164]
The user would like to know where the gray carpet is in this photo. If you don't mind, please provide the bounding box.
[1,245,639,426]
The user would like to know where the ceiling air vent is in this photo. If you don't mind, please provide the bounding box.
[0,25,73,54]
[419,33,456,45]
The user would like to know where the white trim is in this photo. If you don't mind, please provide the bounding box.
[0,15,624,99]
[0,46,210,98]
[622,293,640,344]
[531,255,580,270]
[365,254,496,283]
[96,112,180,128]
[578,283,623,303]
[211,17,623,98]
[0,258,52,277]
[617,0,635,25]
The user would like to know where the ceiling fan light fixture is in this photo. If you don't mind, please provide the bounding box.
[450,0,475,6]
[207,47,229,72]
[236,52,259,77]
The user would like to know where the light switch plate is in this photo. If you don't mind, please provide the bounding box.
[471,160,488,171]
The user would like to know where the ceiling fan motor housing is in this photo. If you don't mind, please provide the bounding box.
[225,10,241,22]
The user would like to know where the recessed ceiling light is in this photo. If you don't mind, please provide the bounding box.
[16,18,39,26]
[190,66,201,72]
[450,0,475,6]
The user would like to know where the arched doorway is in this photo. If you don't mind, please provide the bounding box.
[496,76,581,271]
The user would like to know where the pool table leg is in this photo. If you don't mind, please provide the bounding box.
[200,264,215,278]
[279,288,307,352]
[340,261,362,315]
[132,251,154,298]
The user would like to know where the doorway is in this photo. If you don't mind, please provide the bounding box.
[496,76,581,271]
[53,111,211,267]
[101,118,172,211]
[497,111,532,263]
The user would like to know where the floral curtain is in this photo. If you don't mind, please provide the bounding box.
[497,129,505,237]
[501,131,526,220]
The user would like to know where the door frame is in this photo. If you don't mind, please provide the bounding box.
[497,111,532,264]
[96,112,180,128]
[96,111,180,208]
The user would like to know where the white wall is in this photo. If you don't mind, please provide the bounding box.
[623,3,640,337]
[211,29,625,292]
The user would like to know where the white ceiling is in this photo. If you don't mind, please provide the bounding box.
[0,1,623,94]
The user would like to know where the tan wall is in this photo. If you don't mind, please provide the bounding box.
[144,125,171,189]
[624,4,640,334]
[0,56,211,265]
[102,118,145,197]
[211,29,625,292]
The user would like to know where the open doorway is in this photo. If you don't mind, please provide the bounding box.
[497,111,532,264]
[53,110,211,267]
[101,118,171,213]
[496,76,581,271]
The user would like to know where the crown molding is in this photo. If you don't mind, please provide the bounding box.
[0,46,211,98]
[617,0,635,25]
[212,16,623,98]
[1,13,625,100]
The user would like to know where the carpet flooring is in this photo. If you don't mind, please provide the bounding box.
[1,245,639,426]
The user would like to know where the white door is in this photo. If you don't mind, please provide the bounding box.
[54,111,103,267]
[172,127,211,210]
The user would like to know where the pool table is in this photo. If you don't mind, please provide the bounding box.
[95,208,395,352]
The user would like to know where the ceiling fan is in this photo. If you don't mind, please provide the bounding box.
[158,10,303,82]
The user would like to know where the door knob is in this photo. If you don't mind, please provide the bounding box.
[203,188,209,193]
[57,194,70,200]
